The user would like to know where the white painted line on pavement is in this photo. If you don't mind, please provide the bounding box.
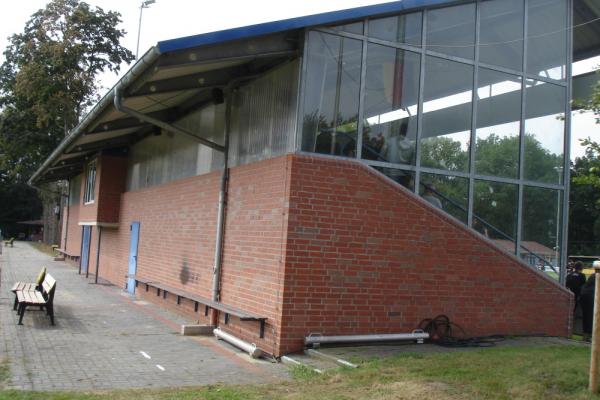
[156,364,165,371]
[140,351,151,359]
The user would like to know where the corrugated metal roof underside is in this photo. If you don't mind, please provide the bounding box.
[36,31,301,184]
[574,0,600,61]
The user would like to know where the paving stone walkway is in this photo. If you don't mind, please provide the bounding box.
[0,242,286,391]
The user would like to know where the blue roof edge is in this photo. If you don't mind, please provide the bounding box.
[158,0,453,53]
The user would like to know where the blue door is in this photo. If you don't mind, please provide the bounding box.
[80,226,92,274]
[127,222,140,294]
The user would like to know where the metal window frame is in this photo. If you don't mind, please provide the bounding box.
[295,0,572,278]
[83,159,97,204]
[467,1,481,227]
[560,0,573,285]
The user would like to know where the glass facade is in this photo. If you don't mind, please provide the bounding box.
[299,0,570,278]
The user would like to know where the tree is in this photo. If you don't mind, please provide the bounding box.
[419,133,563,250]
[0,0,134,137]
[569,69,600,255]
[572,71,600,190]
[0,0,134,243]
[569,152,600,255]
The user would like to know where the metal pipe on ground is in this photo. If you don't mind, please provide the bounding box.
[214,328,263,358]
[305,331,429,347]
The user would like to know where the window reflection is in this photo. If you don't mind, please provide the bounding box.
[521,186,562,275]
[523,80,565,184]
[473,180,518,252]
[479,0,524,71]
[475,69,522,178]
[373,166,414,191]
[362,44,420,165]
[420,173,468,223]
[368,12,422,46]
[426,3,476,59]
[420,57,473,172]
[527,0,567,80]
[330,21,364,35]
[302,32,362,157]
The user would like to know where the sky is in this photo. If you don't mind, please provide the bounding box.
[0,0,598,160]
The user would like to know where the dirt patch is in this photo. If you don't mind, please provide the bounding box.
[0,359,9,389]
[368,380,460,400]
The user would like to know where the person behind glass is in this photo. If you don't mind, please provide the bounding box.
[567,259,575,274]
[422,186,443,209]
[379,122,413,187]
[379,122,413,165]
[580,273,595,342]
[566,262,586,313]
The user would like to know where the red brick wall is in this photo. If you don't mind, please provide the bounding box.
[218,156,291,355]
[63,204,81,256]
[94,156,290,354]
[97,228,126,288]
[61,152,571,357]
[96,155,127,224]
[278,155,572,354]
[77,154,127,225]
[90,168,223,299]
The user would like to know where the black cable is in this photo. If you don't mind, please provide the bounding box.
[417,314,506,348]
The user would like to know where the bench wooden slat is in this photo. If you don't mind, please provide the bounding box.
[11,282,34,292]
[132,276,266,337]
[138,280,265,321]
[55,248,80,259]
[18,290,45,305]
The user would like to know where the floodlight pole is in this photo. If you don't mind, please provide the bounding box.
[136,0,156,60]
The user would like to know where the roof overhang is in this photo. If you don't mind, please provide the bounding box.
[30,0,599,185]
[30,0,460,186]
[29,32,300,185]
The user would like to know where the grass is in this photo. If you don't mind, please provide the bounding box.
[0,345,599,399]
[28,241,56,257]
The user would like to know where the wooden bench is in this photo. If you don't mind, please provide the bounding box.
[16,273,57,326]
[54,248,80,262]
[11,266,47,311]
[3,237,14,247]
[133,276,267,338]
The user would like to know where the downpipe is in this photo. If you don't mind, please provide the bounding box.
[210,84,232,312]
[214,328,263,358]
[210,74,261,325]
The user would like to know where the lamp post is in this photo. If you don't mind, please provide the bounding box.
[135,0,156,60]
